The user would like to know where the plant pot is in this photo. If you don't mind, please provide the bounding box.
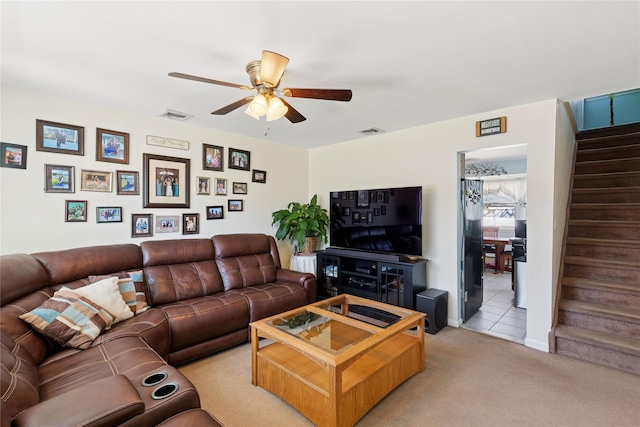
[300,237,318,255]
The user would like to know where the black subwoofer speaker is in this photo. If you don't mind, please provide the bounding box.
[416,289,448,334]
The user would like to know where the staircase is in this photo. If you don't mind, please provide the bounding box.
[549,123,640,375]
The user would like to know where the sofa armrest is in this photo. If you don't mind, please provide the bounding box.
[276,268,317,304]
[13,375,144,427]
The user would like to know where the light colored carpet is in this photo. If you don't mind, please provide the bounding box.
[178,327,640,427]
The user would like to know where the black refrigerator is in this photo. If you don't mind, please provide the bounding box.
[461,179,483,322]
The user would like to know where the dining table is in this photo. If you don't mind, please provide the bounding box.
[483,237,512,274]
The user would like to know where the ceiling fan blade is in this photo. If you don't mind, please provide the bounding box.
[260,50,289,88]
[169,72,251,90]
[279,98,306,123]
[282,88,352,102]
[211,97,253,115]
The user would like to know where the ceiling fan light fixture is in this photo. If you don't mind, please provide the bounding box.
[245,94,267,119]
[266,96,288,121]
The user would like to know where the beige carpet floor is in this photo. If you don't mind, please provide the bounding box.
[178,327,640,427]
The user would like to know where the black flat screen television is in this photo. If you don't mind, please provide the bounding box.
[329,186,423,256]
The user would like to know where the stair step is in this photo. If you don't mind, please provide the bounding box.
[562,276,640,310]
[572,186,640,203]
[558,299,640,340]
[567,219,640,240]
[565,236,640,262]
[573,171,640,188]
[576,142,640,162]
[559,299,640,323]
[575,156,640,175]
[563,255,640,283]
[569,203,640,221]
[553,325,640,375]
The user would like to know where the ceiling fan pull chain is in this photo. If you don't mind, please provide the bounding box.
[264,125,270,136]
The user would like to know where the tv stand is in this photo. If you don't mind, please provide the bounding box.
[316,250,428,310]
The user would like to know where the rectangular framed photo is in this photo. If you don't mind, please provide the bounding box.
[45,164,75,193]
[80,170,113,192]
[155,215,180,233]
[228,147,250,171]
[252,169,266,184]
[1,142,27,169]
[206,205,224,220]
[215,178,227,196]
[143,153,190,208]
[228,199,243,212]
[116,170,139,195]
[232,182,247,194]
[182,213,199,235]
[203,144,224,171]
[96,206,122,223]
[36,119,84,156]
[96,128,129,164]
[65,200,87,222]
[197,176,210,195]
[132,214,153,238]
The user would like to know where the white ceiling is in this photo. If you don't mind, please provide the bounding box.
[2,1,638,149]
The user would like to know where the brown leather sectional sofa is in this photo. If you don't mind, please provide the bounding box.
[0,233,316,427]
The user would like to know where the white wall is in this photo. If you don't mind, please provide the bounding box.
[0,86,309,262]
[309,99,565,351]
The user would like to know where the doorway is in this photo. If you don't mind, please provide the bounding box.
[458,146,527,345]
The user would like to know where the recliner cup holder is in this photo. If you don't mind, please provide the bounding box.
[142,371,168,387]
[151,382,179,400]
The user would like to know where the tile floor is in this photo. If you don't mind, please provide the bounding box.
[462,270,527,344]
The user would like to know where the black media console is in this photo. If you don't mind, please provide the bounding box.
[316,248,428,310]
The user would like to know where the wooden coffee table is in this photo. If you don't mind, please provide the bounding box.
[250,294,425,427]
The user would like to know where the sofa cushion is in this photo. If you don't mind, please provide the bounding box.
[216,254,277,291]
[0,332,40,421]
[89,272,149,315]
[228,282,309,322]
[72,277,134,324]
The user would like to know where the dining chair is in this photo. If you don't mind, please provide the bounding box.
[482,226,500,271]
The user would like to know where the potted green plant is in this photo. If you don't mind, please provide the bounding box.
[271,194,330,254]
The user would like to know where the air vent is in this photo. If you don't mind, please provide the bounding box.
[359,127,385,135]
[161,110,193,121]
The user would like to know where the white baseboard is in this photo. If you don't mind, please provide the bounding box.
[525,337,549,352]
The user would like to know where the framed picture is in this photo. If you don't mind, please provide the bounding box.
[45,164,75,193]
[116,170,139,195]
[215,178,227,196]
[232,182,247,194]
[228,147,250,171]
[80,170,113,192]
[357,190,369,208]
[182,213,199,235]
[96,128,129,164]
[228,199,243,212]
[65,200,87,222]
[206,205,224,220]
[143,153,190,208]
[155,215,179,233]
[252,169,266,184]
[1,142,27,169]
[203,144,224,171]
[132,214,153,238]
[96,206,122,223]
[36,119,84,156]
[197,177,210,195]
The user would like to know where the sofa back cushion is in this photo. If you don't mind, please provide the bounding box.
[1,332,40,422]
[0,254,49,307]
[212,234,279,291]
[141,239,224,306]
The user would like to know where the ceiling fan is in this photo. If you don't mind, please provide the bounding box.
[169,50,352,123]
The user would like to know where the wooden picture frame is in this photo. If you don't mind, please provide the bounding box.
[252,169,266,184]
[182,213,199,235]
[206,205,224,220]
[155,215,180,233]
[80,169,113,192]
[228,147,250,171]
[203,144,224,171]
[36,119,84,156]
[65,200,87,222]
[228,199,244,212]
[132,213,153,238]
[143,153,190,208]
[96,206,122,223]
[197,177,210,195]
[116,170,139,195]
[1,142,27,169]
[45,164,75,193]
[215,178,227,196]
[232,182,247,194]
[96,128,129,164]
